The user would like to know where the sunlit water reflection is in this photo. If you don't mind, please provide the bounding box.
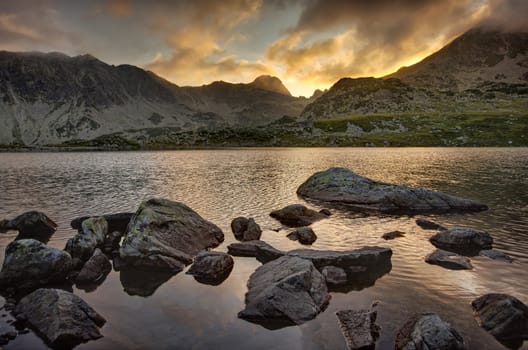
[0,148,527,349]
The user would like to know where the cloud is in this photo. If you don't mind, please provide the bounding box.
[481,0,528,31]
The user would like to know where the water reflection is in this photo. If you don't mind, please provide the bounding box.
[119,267,177,297]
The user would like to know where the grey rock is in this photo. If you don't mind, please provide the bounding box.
[186,251,234,285]
[287,227,317,245]
[297,168,488,213]
[120,198,224,272]
[425,249,473,270]
[479,249,514,263]
[416,218,446,230]
[336,309,380,350]
[227,240,285,263]
[4,211,57,235]
[395,313,466,350]
[71,212,134,233]
[471,293,528,346]
[65,217,108,269]
[76,248,111,283]
[0,239,72,291]
[382,230,405,240]
[270,204,328,227]
[322,266,348,286]
[0,219,9,233]
[430,227,493,253]
[103,231,122,254]
[231,217,262,241]
[238,256,330,325]
[13,288,105,349]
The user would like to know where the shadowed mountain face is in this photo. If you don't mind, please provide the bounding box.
[0,52,307,146]
[301,29,528,119]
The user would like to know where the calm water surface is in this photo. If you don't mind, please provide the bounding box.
[0,148,527,350]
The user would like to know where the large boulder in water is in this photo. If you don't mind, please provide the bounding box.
[287,227,317,245]
[3,211,57,235]
[120,198,224,272]
[425,249,473,270]
[270,204,329,227]
[395,313,466,350]
[186,251,234,285]
[13,288,105,349]
[65,217,108,269]
[471,293,528,347]
[297,168,488,213]
[238,255,330,325]
[0,239,72,291]
[430,227,493,253]
[71,212,134,233]
[231,217,262,241]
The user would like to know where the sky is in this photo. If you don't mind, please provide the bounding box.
[0,0,526,96]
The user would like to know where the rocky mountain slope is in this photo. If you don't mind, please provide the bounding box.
[301,29,528,120]
[0,51,307,146]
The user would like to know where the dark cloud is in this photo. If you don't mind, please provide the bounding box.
[481,0,528,31]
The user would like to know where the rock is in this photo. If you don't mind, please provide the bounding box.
[71,212,134,233]
[76,248,112,283]
[382,230,405,240]
[395,313,466,350]
[336,309,380,350]
[4,211,57,235]
[0,239,72,291]
[0,219,10,233]
[227,240,285,263]
[0,330,17,345]
[425,249,473,270]
[231,217,262,241]
[13,288,105,349]
[322,266,348,286]
[120,198,224,272]
[287,227,317,245]
[297,168,488,213]
[103,231,122,254]
[65,217,108,269]
[471,293,528,347]
[430,227,493,253]
[319,208,332,216]
[270,204,328,227]
[238,256,330,325]
[479,249,514,263]
[186,251,234,285]
[416,218,446,230]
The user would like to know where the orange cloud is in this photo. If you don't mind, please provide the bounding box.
[108,0,131,17]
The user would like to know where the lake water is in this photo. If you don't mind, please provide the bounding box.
[0,148,527,350]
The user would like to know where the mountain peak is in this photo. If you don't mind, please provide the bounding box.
[249,75,291,96]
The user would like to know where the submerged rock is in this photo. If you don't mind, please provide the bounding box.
[336,309,380,350]
[3,211,57,236]
[13,288,105,349]
[425,249,473,270]
[479,249,514,263]
[270,204,328,227]
[227,240,285,263]
[120,198,224,272]
[76,248,112,284]
[186,251,234,285]
[231,217,262,241]
[395,313,466,350]
[71,212,134,233]
[382,230,405,240]
[430,227,493,253]
[471,293,528,347]
[297,168,488,213]
[65,217,108,269]
[416,218,446,230]
[0,239,72,291]
[238,256,330,325]
[287,227,317,245]
[322,266,348,286]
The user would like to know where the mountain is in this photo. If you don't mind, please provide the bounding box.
[301,29,528,119]
[0,51,306,146]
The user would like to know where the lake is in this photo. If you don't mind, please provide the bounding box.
[0,148,527,350]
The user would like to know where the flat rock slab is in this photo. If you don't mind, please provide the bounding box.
[4,211,57,235]
[0,239,72,291]
[297,167,488,214]
[382,230,405,240]
[336,309,380,350]
[416,218,446,230]
[395,313,466,350]
[13,288,105,349]
[120,198,224,271]
[231,217,262,241]
[287,227,317,245]
[430,227,493,253]
[238,255,330,325]
[471,293,528,347]
[71,212,134,234]
[270,204,329,227]
[186,251,234,285]
[425,249,473,270]
[479,249,514,263]
[227,240,285,263]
